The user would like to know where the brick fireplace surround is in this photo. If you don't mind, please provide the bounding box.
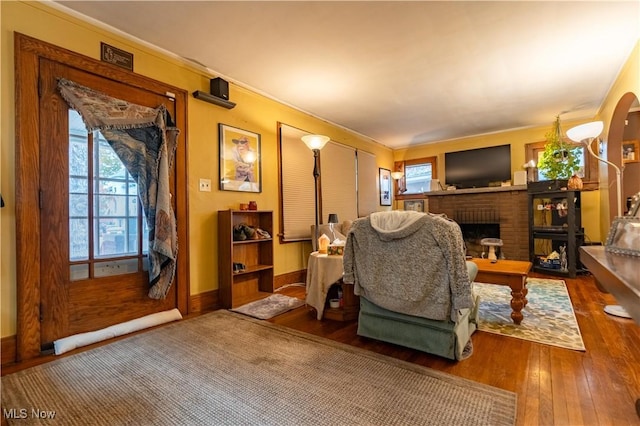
[423,186,529,261]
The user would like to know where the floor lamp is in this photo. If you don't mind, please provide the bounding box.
[302,134,330,250]
[566,121,631,319]
[391,171,404,210]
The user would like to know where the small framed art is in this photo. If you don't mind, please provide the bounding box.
[379,168,392,206]
[622,140,639,164]
[605,216,640,257]
[404,200,424,212]
[219,124,261,192]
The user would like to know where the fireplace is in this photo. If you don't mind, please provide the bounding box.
[425,188,529,261]
[460,223,500,258]
[454,208,501,258]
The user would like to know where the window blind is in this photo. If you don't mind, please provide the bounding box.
[279,123,377,242]
[279,124,315,241]
[320,142,357,223]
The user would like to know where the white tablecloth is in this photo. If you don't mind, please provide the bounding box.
[305,252,344,320]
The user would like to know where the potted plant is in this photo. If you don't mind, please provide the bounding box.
[536,116,581,189]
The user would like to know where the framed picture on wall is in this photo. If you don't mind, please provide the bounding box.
[404,200,424,212]
[379,168,392,206]
[622,140,639,164]
[219,124,261,192]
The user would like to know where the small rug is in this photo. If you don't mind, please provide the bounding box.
[231,293,304,319]
[1,310,517,425]
[475,278,586,351]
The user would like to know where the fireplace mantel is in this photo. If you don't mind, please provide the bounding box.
[424,187,529,260]
[424,184,527,196]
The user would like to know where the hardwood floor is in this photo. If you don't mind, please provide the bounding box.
[270,273,640,425]
[2,273,638,425]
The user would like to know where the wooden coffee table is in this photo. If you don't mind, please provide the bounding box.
[471,258,532,325]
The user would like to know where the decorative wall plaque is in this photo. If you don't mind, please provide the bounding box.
[100,42,133,71]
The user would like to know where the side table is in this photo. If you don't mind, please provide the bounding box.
[471,258,532,325]
[305,252,359,321]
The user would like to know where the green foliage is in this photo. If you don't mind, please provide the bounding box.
[99,140,126,178]
[537,116,581,180]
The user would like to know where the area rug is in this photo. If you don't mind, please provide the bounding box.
[230,293,304,319]
[475,278,586,351]
[2,310,517,425]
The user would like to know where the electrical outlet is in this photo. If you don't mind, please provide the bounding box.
[199,178,211,192]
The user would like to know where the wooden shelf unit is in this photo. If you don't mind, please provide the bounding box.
[218,210,274,308]
[528,189,585,278]
[192,90,236,109]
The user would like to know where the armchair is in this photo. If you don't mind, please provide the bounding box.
[343,211,478,360]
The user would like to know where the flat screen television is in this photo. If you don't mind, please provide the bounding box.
[445,144,511,189]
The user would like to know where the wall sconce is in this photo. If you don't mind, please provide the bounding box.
[302,134,330,248]
[391,171,405,193]
[390,171,404,210]
[523,159,537,182]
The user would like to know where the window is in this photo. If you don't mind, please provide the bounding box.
[319,141,358,224]
[68,109,148,280]
[525,141,598,190]
[278,123,377,242]
[405,162,434,193]
[394,156,438,199]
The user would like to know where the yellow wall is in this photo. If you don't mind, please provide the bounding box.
[0,1,393,337]
[595,41,640,237]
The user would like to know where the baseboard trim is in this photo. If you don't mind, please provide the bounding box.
[275,269,306,289]
[190,289,218,313]
[2,335,17,367]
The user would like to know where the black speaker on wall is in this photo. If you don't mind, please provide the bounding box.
[210,77,229,100]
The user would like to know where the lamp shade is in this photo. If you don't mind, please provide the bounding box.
[327,213,339,224]
[566,121,603,143]
[301,134,330,150]
[390,171,404,180]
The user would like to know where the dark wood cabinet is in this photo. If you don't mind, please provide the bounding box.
[218,210,274,308]
[528,190,585,277]
[323,281,359,322]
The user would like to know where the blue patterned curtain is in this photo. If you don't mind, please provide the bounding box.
[58,78,178,299]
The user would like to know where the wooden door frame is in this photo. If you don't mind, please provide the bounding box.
[14,33,190,361]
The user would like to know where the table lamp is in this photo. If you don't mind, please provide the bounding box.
[328,213,339,242]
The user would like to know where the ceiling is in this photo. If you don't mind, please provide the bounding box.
[54,1,640,149]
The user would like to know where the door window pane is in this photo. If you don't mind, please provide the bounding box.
[94,259,139,277]
[70,264,89,281]
[69,110,90,262]
[69,218,89,260]
[67,109,147,280]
